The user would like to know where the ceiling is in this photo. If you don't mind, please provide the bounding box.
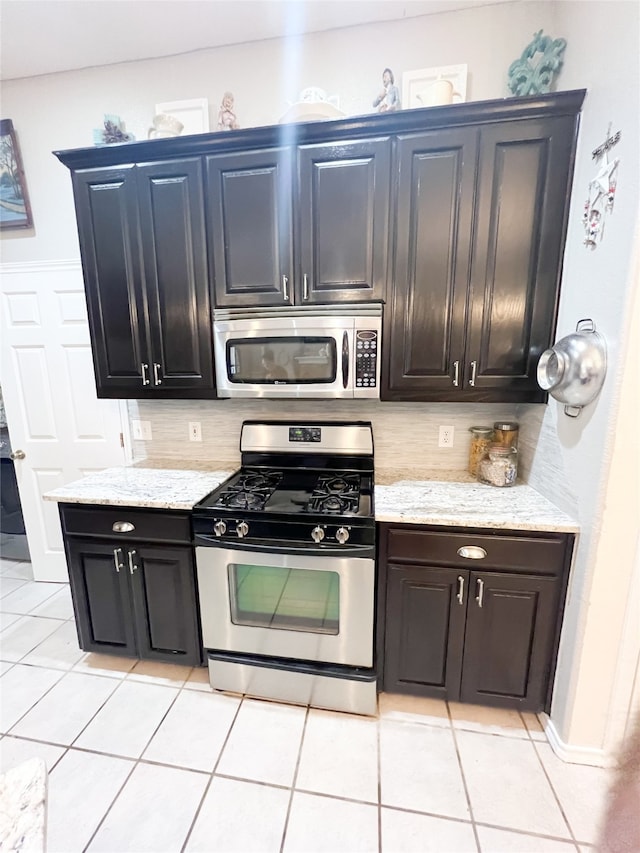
[0,0,508,81]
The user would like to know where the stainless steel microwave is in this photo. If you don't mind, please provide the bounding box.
[213,305,382,398]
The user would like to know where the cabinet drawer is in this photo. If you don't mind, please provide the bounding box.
[386,527,568,575]
[60,504,191,544]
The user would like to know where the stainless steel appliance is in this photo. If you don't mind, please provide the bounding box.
[192,420,377,715]
[213,305,381,398]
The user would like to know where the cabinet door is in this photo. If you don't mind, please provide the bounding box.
[129,545,201,665]
[65,538,137,656]
[382,129,478,400]
[207,148,293,307]
[72,167,149,397]
[136,159,214,393]
[461,572,560,711]
[297,138,391,304]
[384,564,466,698]
[465,116,576,401]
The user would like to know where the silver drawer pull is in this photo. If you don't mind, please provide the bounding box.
[113,547,124,573]
[476,577,485,608]
[457,575,465,605]
[128,550,137,575]
[112,521,135,533]
[457,546,487,560]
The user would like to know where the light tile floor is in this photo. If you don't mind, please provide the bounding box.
[0,557,614,852]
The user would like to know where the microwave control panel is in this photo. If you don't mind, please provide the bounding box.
[355,330,378,388]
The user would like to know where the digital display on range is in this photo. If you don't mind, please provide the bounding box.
[289,427,321,442]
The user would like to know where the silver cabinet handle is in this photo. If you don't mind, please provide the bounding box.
[141,363,150,386]
[153,362,162,385]
[282,275,289,301]
[457,546,487,560]
[128,550,137,575]
[469,360,477,387]
[476,577,485,608]
[457,575,465,605]
[9,449,25,460]
[303,273,309,301]
[112,521,135,533]
[452,361,460,387]
[113,547,124,573]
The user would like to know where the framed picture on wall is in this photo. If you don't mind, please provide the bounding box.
[0,119,33,230]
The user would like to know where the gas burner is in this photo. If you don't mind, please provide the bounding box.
[236,471,282,492]
[226,491,264,510]
[321,495,347,513]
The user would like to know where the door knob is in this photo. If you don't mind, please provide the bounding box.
[10,449,25,460]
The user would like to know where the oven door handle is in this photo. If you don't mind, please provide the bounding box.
[342,331,349,389]
[194,535,375,559]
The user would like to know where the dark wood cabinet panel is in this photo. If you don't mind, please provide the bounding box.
[466,117,576,400]
[461,572,560,708]
[384,564,465,698]
[71,160,214,399]
[130,545,201,665]
[297,138,391,304]
[207,148,293,307]
[66,538,137,656]
[384,129,477,398]
[379,523,573,711]
[137,160,213,390]
[382,113,579,403]
[62,506,202,666]
[72,167,147,394]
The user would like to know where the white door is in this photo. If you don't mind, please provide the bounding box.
[0,260,125,581]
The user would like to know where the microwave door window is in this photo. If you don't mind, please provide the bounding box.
[226,337,337,384]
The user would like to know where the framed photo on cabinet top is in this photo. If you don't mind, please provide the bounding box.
[0,119,33,230]
[401,64,468,110]
[155,98,210,134]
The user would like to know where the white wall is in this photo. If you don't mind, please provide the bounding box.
[1,0,638,759]
[524,1,640,757]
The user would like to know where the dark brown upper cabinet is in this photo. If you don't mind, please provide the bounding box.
[382,113,579,403]
[71,158,214,399]
[207,138,391,307]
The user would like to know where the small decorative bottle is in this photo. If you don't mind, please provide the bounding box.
[468,426,494,477]
[492,421,519,449]
[477,443,518,487]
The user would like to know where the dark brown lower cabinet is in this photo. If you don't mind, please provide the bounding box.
[61,505,202,666]
[380,524,573,712]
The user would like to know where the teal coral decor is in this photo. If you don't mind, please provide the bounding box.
[508,30,567,96]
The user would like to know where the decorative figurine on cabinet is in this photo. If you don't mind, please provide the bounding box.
[218,92,240,131]
[507,30,567,96]
[372,68,400,113]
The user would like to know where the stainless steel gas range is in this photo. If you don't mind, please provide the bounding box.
[192,420,377,715]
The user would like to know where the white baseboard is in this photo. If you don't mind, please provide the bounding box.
[542,714,611,767]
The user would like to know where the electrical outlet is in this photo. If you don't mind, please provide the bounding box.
[132,420,152,441]
[189,421,202,442]
[438,425,455,448]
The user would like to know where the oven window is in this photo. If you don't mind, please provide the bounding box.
[229,563,339,634]
[227,337,337,384]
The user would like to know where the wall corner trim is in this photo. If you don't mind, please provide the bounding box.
[542,714,611,767]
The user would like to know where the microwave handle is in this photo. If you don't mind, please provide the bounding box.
[342,331,349,389]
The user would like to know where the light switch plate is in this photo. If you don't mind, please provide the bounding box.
[132,420,152,441]
[189,421,202,442]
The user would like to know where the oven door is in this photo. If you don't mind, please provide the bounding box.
[195,545,374,667]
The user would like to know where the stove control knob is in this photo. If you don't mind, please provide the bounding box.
[213,520,227,537]
[236,521,249,538]
[335,527,350,544]
[311,525,325,543]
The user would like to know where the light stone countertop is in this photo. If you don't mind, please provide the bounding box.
[43,465,232,510]
[375,477,579,533]
[43,462,578,532]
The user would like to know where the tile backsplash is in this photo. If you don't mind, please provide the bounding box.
[129,399,542,479]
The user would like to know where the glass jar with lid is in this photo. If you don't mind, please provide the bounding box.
[493,421,519,448]
[477,442,518,487]
[468,426,494,476]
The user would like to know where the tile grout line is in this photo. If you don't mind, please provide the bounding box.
[529,734,582,849]
[79,675,186,851]
[446,700,482,853]
[279,703,310,853]
[179,692,246,853]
